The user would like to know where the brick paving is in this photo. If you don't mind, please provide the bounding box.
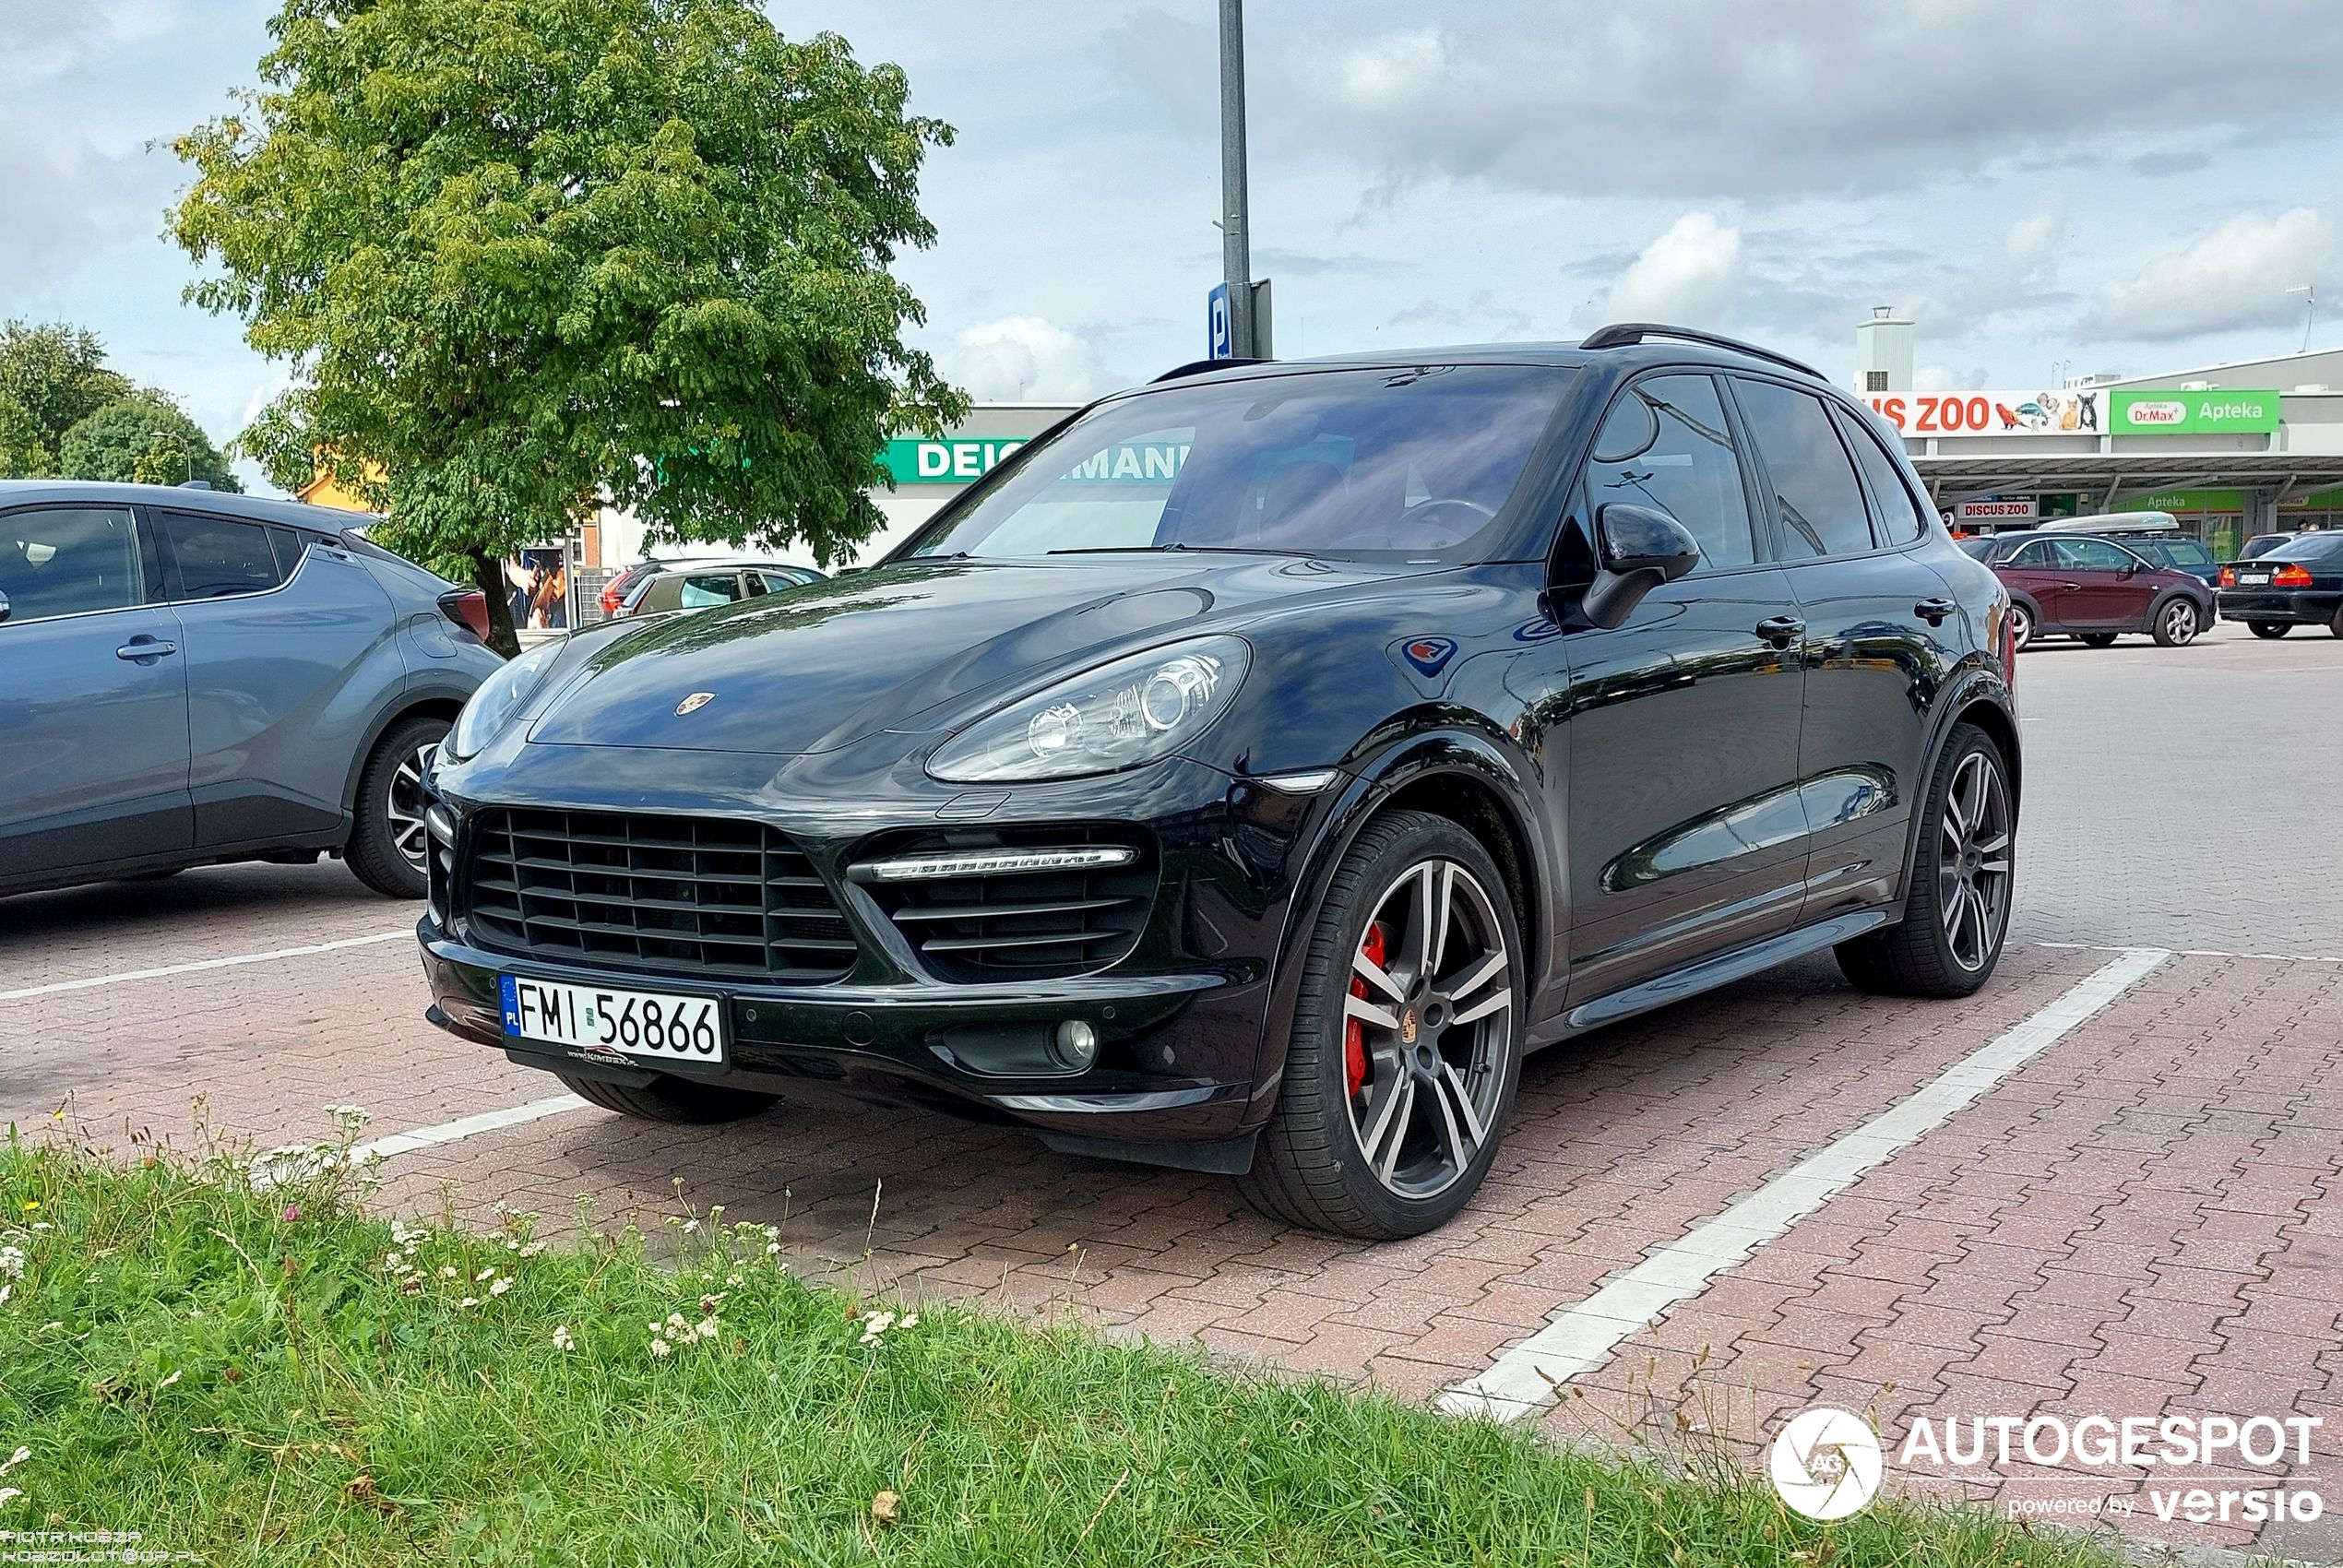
[6,624,2342,1557]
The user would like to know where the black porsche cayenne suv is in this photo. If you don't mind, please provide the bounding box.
[418,325,2020,1240]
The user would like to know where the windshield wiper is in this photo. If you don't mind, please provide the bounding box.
[1045,542,1318,559]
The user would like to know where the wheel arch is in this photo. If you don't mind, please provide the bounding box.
[1894,665,2021,909]
[1240,726,1557,1127]
[339,692,466,814]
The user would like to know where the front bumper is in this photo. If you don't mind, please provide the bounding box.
[417,744,1342,1169]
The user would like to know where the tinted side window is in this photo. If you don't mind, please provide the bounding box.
[1837,410,1928,544]
[0,506,144,623]
[2006,540,2054,567]
[2163,539,2214,569]
[1584,374,1754,574]
[160,511,285,600]
[1734,380,1875,558]
[676,572,743,609]
[2271,532,2343,563]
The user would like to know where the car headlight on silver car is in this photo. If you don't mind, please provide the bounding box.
[445,641,564,761]
[927,636,1251,783]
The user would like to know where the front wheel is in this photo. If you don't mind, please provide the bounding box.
[1836,724,2014,998]
[1235,811,1524,1240]
[2150,597,2202,647]
[347,716,449,898]
[2250,622,2292,639]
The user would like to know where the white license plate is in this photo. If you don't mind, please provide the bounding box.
[2238,571,2272,585]
[499,974,725,1065]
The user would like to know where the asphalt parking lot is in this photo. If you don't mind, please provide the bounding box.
[5,619,2337,1559]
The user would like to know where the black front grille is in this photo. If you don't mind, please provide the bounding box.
[461,808,855,982]
[859,826,1155,983]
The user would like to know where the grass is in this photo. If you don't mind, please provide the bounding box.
[0,1125,2128,1568]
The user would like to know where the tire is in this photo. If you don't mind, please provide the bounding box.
[120,867,185,883]
[2250,622,2292,639]
[1835,723,2014,999]
[2007,601,2035,651]
[557,1072,779,1125]
[347,715,449,898]
[2078,633,2118,647]
[2150,597,2202,647]
[1234,810,1525,1240]
[2330,603,2343,639]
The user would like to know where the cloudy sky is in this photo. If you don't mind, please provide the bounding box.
[7,0,2342,491]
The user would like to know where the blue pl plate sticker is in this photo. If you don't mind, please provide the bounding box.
[1399,636,1457,675]
[499,973,522,1035]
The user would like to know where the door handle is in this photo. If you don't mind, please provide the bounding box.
[115,638,178,661]
[1914,596,1956,624]
[2059,581,2081,590]
[1754,615,1805,647]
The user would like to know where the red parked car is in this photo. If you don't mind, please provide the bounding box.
[1957,531,2216,648]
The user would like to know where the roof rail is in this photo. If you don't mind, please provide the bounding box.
[1153,356,1270,383]
[1578,323,1825,381]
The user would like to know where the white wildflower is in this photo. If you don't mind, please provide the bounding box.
[765,1241,781,1256]
[518,1241,546,1258]
[438,1266,458,1280]
[474,1267,496,1283]
[489,1277,513,1297]
[0,1286,10,1308]
[458,1296,479,1309]
[692,1317,719,1341]
[859,1309,897,1346]
[27,1224,49,1233]
[0,1489,18,1507]
[155,1371,181,1390]
[0,1246,23,1280]
[553,1325,575,1352]
[0,1449,27,1478]
[900,1313,919,1329]
[681,1218,700,1234]
[648,1337,672,1358]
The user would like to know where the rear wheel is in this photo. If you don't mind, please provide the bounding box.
[2330,604,2343,639]
[1836,724,2013,999]
[1236,810,1523,1240]
[2150,597,2202,647]
[2007,602,2035,651]
[348,716,448,898]
[2079,633,2118,647]
[2250,621,2292,639]
[556,1072,779,1124]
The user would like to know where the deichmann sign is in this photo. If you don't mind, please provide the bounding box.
[1866,388,2105,437]
[2107,389,2281,434]
[878,437,1194,487]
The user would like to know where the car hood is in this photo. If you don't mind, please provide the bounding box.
[526,553,1428,754]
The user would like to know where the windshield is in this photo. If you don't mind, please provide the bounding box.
[899,364,1573,563]
[2267,531,2343,563]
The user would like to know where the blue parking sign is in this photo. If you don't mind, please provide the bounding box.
[1207,282,1232,360]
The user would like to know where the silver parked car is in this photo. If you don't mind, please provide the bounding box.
[0,481,505,899]
[609,558,825,616]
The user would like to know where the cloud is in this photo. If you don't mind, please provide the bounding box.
[1593,211,1742,326]
[2081,208,2340,341]
[1296,1,2343,201]
[0,123,173,279]
[935,316,1126,402]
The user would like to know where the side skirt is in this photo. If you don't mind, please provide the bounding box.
[1528,909,1893,1046]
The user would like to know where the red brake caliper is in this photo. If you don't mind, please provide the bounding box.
[1345,921,1387,1100]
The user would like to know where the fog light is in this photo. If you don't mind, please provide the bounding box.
[1053,1020,1099,1071]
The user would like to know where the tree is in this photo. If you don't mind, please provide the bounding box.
[172,0,966,654]
[0,320,135,477]
[56,392,243,492]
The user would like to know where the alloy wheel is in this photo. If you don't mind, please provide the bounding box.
[2162,600,2198,644]
[1340,860,1513,1200]
[387,741,439,873]
[2008,603,2033,650]
[1936,750,2012,972]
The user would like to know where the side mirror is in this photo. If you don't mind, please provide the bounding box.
[1582,504,1701,629]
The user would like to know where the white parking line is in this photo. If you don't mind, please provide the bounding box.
[0,930,413,1003]
[2032,940,2343,965]
[351,1094,591,1163]
[1438,945,2171,1423]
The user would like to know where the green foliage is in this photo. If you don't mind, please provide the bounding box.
[172,0,968,612]
[0,1138,2127,1566]
[55,392,243,492]
[0,320,134,477]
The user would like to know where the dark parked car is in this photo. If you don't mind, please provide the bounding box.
[419,327,2020,1239]
[1959,530,2214,647]
[2218,531,2343,636]
[2240,532,2298,561]
[0,481,504,899]
[613,559,825,617]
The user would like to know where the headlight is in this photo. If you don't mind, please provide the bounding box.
[446,641,563,760]
[927,636,1251,783]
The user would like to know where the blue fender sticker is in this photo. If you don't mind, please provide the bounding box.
[1399,636,1457,675]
